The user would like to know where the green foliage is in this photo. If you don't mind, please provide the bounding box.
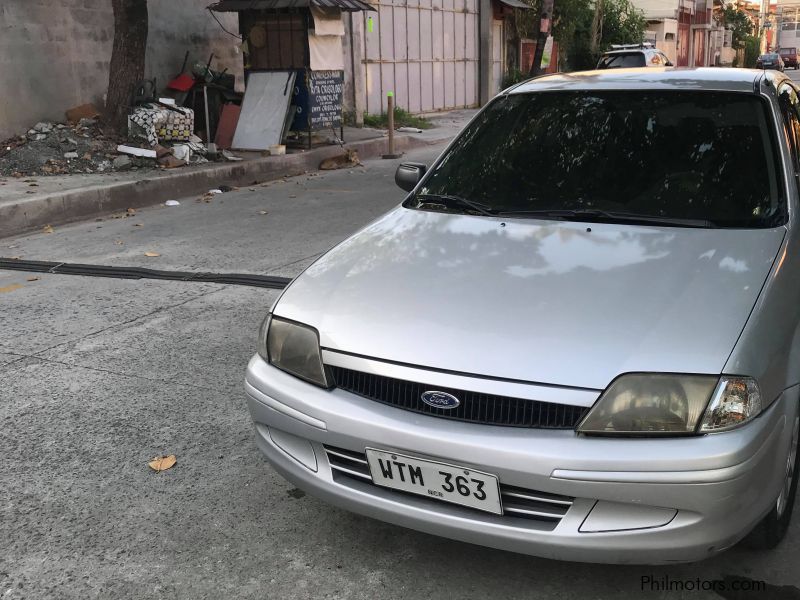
[502,68,528,89]
[599,0,648,46]
[744,35,760,68]
[720,5,754,51]
[505,0,647,74]
[363,107,432,130]
[564,0,648,70]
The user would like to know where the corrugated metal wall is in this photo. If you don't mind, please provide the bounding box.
[362,0,480,115]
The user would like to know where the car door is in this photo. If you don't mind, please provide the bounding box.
[778,82,800,209]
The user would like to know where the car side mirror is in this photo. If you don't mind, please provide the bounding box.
[395,162,427,192]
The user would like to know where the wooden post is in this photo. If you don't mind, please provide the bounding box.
[382,91,402,158]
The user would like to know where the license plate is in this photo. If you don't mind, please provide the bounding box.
[365,448,502,514]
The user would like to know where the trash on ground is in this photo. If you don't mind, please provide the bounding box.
[42,224,54,234]
[221,149,242,161]
[144,251,161,257]
[208,189,223,194]
[26,276,39,282]
[116,145,157,158]
[158,154,186,169]
[269,144,286,156]
[65,103,100,123]
[165,200,180,206]
[148,455,177,472]
[1,57,246,176]
[397,126,424,133]
[112,155,132,171]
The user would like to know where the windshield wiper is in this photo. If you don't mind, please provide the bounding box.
[413,193,498,217]
[496,208,716,228]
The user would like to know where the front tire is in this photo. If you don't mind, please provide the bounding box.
[746,414,800,549]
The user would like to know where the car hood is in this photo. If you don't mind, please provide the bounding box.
[275,208,785,390]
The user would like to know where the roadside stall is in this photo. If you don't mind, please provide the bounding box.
[209,0,375,150]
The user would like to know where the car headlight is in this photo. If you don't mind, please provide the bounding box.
[577,374,763,436]
[257,315,328,387]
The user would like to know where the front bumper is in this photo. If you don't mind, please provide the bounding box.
[245,355,796,564]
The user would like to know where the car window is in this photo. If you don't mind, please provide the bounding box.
[412,91,784,228]
[779,83,800,172]
[597,53,646,69]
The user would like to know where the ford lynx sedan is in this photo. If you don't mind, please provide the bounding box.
[245,69,800,564]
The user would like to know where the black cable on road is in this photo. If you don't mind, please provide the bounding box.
[0,258,291,290]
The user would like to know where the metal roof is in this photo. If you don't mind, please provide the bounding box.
[508,68,778,94]
[209,0,375,11]
[496,0,533,9]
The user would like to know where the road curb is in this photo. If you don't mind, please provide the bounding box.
[0,133,448,238]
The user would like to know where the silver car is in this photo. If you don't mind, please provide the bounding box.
[245,68,800,564]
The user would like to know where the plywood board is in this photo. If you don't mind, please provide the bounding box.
[232,71,296,150]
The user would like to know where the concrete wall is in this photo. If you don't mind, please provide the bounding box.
[646,19,678,63]
[0,0,241,140]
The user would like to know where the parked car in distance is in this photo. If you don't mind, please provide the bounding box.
[780,47,799,69]
[596,43,672,69]
[246,68,800,564]
[757,53,785,70]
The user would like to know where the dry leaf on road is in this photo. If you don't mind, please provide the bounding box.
[144,251,160,257]
[42,224,54,234]
[259,210,268,215]
[26,276,39,282]
[148,455,177,472]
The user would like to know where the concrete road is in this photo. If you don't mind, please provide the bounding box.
[2,144,800,600]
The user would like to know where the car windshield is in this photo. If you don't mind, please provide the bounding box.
[597,53,646,69]
[780,49,795,55]
[761,54,779,60]
[408,91,784,228]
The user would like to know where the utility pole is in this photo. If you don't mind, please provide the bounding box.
[529,0,555,76]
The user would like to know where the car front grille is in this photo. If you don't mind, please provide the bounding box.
[327,366,588,429]
[323,445,574,526]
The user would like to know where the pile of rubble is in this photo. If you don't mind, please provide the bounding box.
[0,117,147,177]
[0,111,236,178]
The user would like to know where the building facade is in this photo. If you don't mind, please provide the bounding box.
[632,0,731,66]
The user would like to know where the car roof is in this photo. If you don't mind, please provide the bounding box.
[507,67,787,94]
[602,48,662,56]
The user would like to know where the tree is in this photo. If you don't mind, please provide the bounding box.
[566,0,646,69]
[105,0,149,133]
[719,4,754,51]
[596,0,647,47]
[529,0,555,75]
[509,0,645,74]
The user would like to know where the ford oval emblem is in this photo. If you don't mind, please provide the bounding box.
[421,391,460,410]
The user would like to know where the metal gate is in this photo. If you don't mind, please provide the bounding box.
[362,0,480,115]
